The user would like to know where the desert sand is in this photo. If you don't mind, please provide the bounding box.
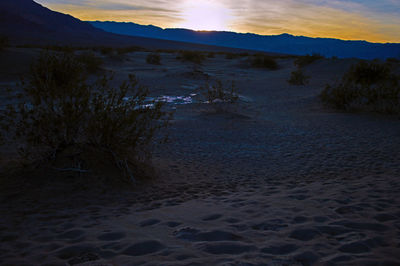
[0,49,400,265]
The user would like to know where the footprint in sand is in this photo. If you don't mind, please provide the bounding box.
[174,227,243,242]
[139,218,161,227]
[97,232,126,241]
[122,240,165,256]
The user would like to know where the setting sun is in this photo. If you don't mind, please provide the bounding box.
[177,1,233,31]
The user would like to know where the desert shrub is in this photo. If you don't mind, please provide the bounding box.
[76,51,103,73]
[294,53,324,67]
[251,54,278,70]
[386,57,400,64]
[178,51,205,64]
[0,35,9,51]
[146,53,161,65]
[201,80,239,104]
[320,60,400,114]
[207,52,215,58]
[0,52,170,182]
[99,46,114,55]
[117,46,144,55]
[288,68,310,86]
[225,53,239,59]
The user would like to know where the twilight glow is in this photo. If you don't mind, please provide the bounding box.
[35,0,400,43]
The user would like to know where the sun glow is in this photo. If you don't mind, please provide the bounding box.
[177,1,233,31]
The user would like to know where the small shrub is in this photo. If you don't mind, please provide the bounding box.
[320,60,400,114]
[288,68,310,86]
[99,47,114,55]
[201,80,239,104]
[251,54,278,70]
[0,52,170,182]
[294,53,324,67]
[225,53,239,59]
[146,53,161,65]
[76,51,103,73]
[207,52,215,58]
[178,51,205,64]
[0,35,9,51]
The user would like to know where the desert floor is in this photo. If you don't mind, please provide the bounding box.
[1,49,400,265]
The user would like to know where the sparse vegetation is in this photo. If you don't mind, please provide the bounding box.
[0,52,170,182]
[251,54,278,70]
[116,46,145,55]
[288,68,310,86]
[320,60,400,114]
[207,52,215,58]
[294,53,324,67]
[178,51,205,64]
[146,53,161,65]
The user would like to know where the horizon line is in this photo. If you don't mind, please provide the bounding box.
[88,20,400,45]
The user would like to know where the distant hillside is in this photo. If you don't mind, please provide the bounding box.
[89,21,400,59]
[0,0,248,52]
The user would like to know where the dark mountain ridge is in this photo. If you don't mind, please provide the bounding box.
[89,21,400,59]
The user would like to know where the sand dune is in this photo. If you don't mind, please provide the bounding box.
[1,50,400,265]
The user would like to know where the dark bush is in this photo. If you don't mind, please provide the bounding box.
[99,47,114,55]
[207,52,215,58]
[0,36,9,51]
[178,51,205,64]
[251,54,278,70]
[76,51,103,73]
[386,57,400,64]
[288,68,310,86]
[320,60,400,114]
[294,53,324,67]
[0,52,170,182]
[146,53,161,65]
[225,53,239,59]
[201,80,239,104]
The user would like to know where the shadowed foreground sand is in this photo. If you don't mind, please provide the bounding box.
[0,50,400,265]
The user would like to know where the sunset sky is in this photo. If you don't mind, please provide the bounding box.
[35,0,400,43]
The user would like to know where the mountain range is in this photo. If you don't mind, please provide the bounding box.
[89,21,400,59]
[0,0,399,59]
[0,0,244,52]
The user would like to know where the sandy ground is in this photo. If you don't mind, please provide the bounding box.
[1,49,400,265]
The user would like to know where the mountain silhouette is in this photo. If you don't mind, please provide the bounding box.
[89,21,400,59]
[0,0,246,52]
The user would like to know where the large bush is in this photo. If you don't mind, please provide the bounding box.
[320,60,400,114]
[0,52,170,182]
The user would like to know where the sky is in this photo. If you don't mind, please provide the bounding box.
[35,0,400,43]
